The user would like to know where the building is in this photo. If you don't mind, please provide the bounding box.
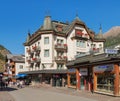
[22,15,105,87]
[66,51,120,96]
[4,54,26,82]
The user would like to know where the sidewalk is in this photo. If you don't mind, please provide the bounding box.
[0,88,15,101]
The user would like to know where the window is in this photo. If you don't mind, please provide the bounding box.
[19,65,23,69]
[76,40,86,48]
[57,64,63,69]
[44,37,49,44]
[97,74,114,92]
[44,49,49,57]
[99,44,102,48]
[57,39,64,44]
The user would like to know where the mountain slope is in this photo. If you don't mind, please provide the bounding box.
[104,26,120,38]
[103,26,120,48]
[0,45,11,72]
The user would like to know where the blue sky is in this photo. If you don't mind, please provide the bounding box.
[0,0,120,54]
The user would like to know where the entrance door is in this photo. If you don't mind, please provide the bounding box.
[80,76,85,90]
[80,76,87,90]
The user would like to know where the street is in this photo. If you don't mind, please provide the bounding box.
[9,87,94,101]
[7,86,120,101]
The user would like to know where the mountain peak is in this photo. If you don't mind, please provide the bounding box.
[103,26,120,38]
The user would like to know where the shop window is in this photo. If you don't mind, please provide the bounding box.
[70,74,76,86]
[97,74,114,92]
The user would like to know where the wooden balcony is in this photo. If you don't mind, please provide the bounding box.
[26,59,31,64]
[31,57,41,63]
[32,46,41,52]
[55,56,67,63]
[55,43,67,51]
[36,57,41,63]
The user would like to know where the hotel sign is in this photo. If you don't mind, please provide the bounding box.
[94,64,114,72]
[105,49,118,54]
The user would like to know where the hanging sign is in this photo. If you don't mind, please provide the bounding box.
[79,68,88,76]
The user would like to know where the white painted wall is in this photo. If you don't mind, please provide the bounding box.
[24,25,104,71]
[15,62,27,75]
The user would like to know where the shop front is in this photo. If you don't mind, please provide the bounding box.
[67,68,76,88]
[93,64,120,96]
[66,53,120,96]
[67,67,92,91]
[19,69,67,87]
[79,68,90,90]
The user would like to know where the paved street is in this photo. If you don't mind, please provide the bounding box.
[9,87,94,101]
[1,86,120,101]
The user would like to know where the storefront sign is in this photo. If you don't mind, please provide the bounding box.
[79,68,88,76]
[105,49,118,54]
[68,68,76,73]
[94,64,114,72]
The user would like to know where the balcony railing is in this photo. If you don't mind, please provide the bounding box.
[89,47,104,54]
[36,57,41,63]
[55,43,67,51]
[55,56,67,63]
[32,46,41,52]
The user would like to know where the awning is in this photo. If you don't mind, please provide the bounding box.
[15,74,27,78]
[19,69,67,75]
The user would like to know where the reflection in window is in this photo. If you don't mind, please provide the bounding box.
[70,74,76,86]
[97,74,114,92]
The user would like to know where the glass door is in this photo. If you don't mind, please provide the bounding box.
[80,76,85,90]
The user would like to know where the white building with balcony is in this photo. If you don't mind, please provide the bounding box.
[22,16,105,87]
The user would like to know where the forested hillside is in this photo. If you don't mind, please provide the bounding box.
[0,45,11,72]
[104,26,120,48]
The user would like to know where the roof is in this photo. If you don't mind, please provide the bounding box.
[6,54,25,62]
[19,69,67,74]
[66,53,120,67]
[24,16,95,45]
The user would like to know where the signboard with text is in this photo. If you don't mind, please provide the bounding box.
[79,68,88,76]
[105,49,118,54]
[94,64,114,72]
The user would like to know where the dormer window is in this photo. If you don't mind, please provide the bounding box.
[56,25,63,32]
[75,29,83,36]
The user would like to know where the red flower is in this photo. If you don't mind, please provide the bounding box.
[32,58,36,61]
[64,44,67,46]
[63,56,67,58]
[76,31,83,36]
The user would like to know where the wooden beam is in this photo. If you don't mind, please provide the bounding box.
[76,68,80,90]
[114,64,119,96]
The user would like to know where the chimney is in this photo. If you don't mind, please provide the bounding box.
[43,16,52,30]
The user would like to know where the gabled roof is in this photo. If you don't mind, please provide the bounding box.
[6,54,25,63]
[24,16,101,44]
